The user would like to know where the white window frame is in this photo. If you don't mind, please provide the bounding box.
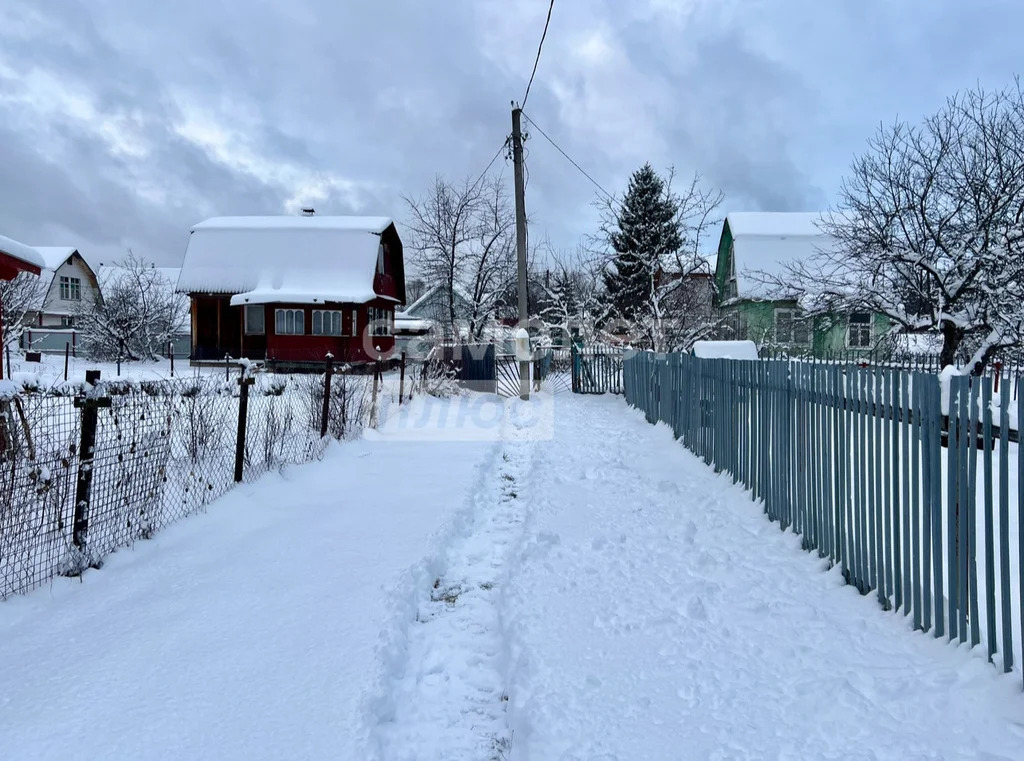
[847,312,873,349]
[369,307,392,337]
[59,276,81,301]
[60,315,74,328]
[244,305,265,335]
[351,309,358,337]
[774,308,809,345]
[275,308,305,335]
[312,309,342,336]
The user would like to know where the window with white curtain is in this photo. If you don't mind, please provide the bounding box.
[312,310,342,336]
[275,308,304,335]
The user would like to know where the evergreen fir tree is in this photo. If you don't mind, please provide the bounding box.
[603,163,682,322]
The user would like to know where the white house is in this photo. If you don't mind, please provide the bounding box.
[27,247,102,329]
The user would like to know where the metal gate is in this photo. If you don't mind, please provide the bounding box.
[572,345,624,394]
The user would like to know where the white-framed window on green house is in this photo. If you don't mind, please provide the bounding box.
[774,308,809,345]
[847,312,872,348]
[312,309,342,336]
[275,308,304,335]
[244,305,265,335]
[59,276,81,301]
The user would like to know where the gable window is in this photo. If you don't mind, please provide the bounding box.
[275,308,304,335]
[774,308,809,345]
[847,312,872,349]
[312,310,342,336]
[59,276,81,301]
[376,243,387,275]
[244,305,265,335]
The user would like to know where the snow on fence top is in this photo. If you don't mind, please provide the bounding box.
[0,233,45,272]
[176,215,397,305]
[725,212,836,300]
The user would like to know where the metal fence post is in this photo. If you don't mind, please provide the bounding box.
[234,373,253,482]
[320,354,334,438]
[72,370,109,549]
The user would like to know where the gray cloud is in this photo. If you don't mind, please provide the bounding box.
[0,0,1021,266]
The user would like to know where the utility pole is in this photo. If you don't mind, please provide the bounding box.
[511,104,530,401]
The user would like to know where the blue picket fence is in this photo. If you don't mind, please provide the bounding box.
[624,352,1024,684]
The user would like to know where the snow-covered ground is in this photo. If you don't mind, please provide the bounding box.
[2,393,1022,760]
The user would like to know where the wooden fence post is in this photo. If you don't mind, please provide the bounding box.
[320,353,334,438]
[234,372,253,482]
[399,351,406,405]
[369,358,381,429]
[64,342,70,382]
[169,341,175,378]
[73,370,109,549]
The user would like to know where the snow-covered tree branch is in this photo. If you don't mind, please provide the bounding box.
[0,272,45,354]
[781,81,1024,373]
[76,252,187,361]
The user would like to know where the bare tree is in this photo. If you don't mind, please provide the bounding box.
[0,272,46,355]
[404,175,516,341]
[76,252,188,361]
[536,244,606,345]
[786,82,1024,373]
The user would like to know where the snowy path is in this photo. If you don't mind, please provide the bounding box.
[367,404,535,760]
[502,395,1024,761]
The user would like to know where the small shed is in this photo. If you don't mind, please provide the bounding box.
[0,234,44,377]
[177,215,406,365]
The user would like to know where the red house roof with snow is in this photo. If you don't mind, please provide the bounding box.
[0,233,44,279]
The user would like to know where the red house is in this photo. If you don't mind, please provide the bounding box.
[0,233,44,378]
[177,215,406,366]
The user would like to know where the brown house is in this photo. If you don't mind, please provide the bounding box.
[176,215,406,365]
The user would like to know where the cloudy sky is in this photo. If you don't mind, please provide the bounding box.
[0,0,1021,267]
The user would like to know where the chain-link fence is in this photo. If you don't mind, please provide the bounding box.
[0,365,383,599]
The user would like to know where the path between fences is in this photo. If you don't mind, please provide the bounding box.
[2,392,1023,760]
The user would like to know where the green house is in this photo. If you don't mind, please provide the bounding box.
[712,212,890,357]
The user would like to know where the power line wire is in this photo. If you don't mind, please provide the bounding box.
[520,110,616,204]
[521,0,555,109]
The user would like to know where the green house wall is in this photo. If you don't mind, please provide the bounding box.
[721,300,891,357]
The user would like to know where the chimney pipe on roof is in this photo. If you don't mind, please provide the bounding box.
[301,207,316,216]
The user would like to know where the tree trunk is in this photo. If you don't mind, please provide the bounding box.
[938,321,965,369]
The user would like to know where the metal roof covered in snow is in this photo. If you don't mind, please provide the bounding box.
[176,215,399,305]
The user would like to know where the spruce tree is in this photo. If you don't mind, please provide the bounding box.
[603,163,682,322]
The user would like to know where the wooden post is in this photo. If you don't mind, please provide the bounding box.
[511,106,530,401]
[370,358,381,428]
[72,329,77,357]
[73,370,109,549]
[399,351,406,405]
[64,342,70,382]
[225,352,231,381]
[169,341,175,377]
[117,339,123,376]
[234,373,253,482]
[320,354,334,438]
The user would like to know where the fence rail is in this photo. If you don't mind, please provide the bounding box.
[625,353,1024,684]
